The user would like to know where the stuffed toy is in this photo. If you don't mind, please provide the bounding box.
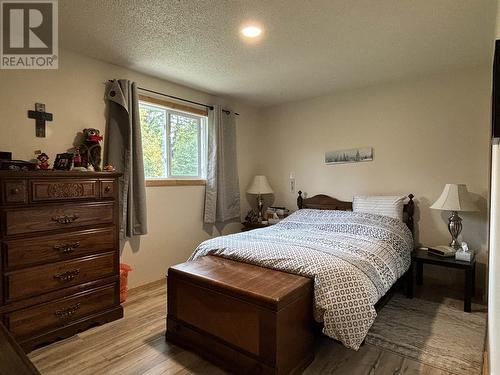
[80,128,103,171]
[36,153,50,170]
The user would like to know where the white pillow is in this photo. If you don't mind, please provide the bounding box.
[352,195,405,221]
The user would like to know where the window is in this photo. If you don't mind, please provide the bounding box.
[139,97,207,184]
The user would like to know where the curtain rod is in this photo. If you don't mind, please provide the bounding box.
[107,80,239,115]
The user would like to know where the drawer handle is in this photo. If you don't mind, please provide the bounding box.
[53,241,81,254]
[10,188,20,194]
[55,303,81,320]
[51,214,79,224]
[53,269,80,282]
[104,186,111,193]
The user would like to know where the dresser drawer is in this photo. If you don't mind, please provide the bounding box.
[6,283,118,339]
[5,252,116,301]
[2,180,28,204]
[3,227,115,269]
[31,179,99,202]
[3,202,114,236]
[100,180,115,199]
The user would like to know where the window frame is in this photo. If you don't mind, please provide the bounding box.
[138,95,208,187]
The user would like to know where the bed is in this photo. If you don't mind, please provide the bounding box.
[189,192,415,350]
[167,192,415,374]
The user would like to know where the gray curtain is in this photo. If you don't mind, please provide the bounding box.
[204,105,240,223]
[105,79,148,238]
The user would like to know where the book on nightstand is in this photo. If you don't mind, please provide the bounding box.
[424,245,474,262]
[427,245,456,257]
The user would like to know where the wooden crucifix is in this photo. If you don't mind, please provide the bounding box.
[28,103,53,138]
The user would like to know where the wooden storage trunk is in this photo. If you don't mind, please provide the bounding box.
[166,255,314,375]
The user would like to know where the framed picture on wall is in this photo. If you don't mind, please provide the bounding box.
[325,147,373,165]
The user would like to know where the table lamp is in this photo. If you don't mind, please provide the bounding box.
[430,184,478,249]
[247,175,273,222]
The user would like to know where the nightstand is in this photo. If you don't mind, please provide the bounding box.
[241,221,274,232]
[410,248,476,312]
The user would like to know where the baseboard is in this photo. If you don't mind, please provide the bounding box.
[483,348,489,375]
[483,332,489,375]
[127,278,166,295]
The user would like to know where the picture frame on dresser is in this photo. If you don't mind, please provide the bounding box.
[52,153,74,171]
[0,170,123,352]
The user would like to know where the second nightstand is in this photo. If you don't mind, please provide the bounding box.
[410,248,476,312]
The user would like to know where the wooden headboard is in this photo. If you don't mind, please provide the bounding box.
[296,191,415,234]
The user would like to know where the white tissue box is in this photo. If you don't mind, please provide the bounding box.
[455,250,474,262]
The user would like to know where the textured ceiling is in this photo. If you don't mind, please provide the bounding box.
[59,0,497,107]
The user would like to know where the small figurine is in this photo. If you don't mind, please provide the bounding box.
[80,128,103,171]
[73,147,82,168]
[103,164,116,172]
[71,147,88,171]
[36,152,50,170]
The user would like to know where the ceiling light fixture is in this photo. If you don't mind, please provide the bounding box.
[241,25,262,38]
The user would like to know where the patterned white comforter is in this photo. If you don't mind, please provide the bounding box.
[190,209,413,350]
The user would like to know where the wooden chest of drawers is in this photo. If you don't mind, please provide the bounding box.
[0,171,123,352]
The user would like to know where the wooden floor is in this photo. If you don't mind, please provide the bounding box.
[29,280,480,375]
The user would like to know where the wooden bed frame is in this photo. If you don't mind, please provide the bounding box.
[297,191,415,234]
[166,192,417,374]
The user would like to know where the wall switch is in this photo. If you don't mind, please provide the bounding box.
[289,172,296,193]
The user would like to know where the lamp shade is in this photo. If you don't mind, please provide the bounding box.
[247,175,273,195]
[430,184,478,212]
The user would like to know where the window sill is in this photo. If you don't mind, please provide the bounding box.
[146,179,207,187]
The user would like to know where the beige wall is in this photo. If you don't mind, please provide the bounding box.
[0,49,493,294]
[258,66,492,293]
[0,49,261,287]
